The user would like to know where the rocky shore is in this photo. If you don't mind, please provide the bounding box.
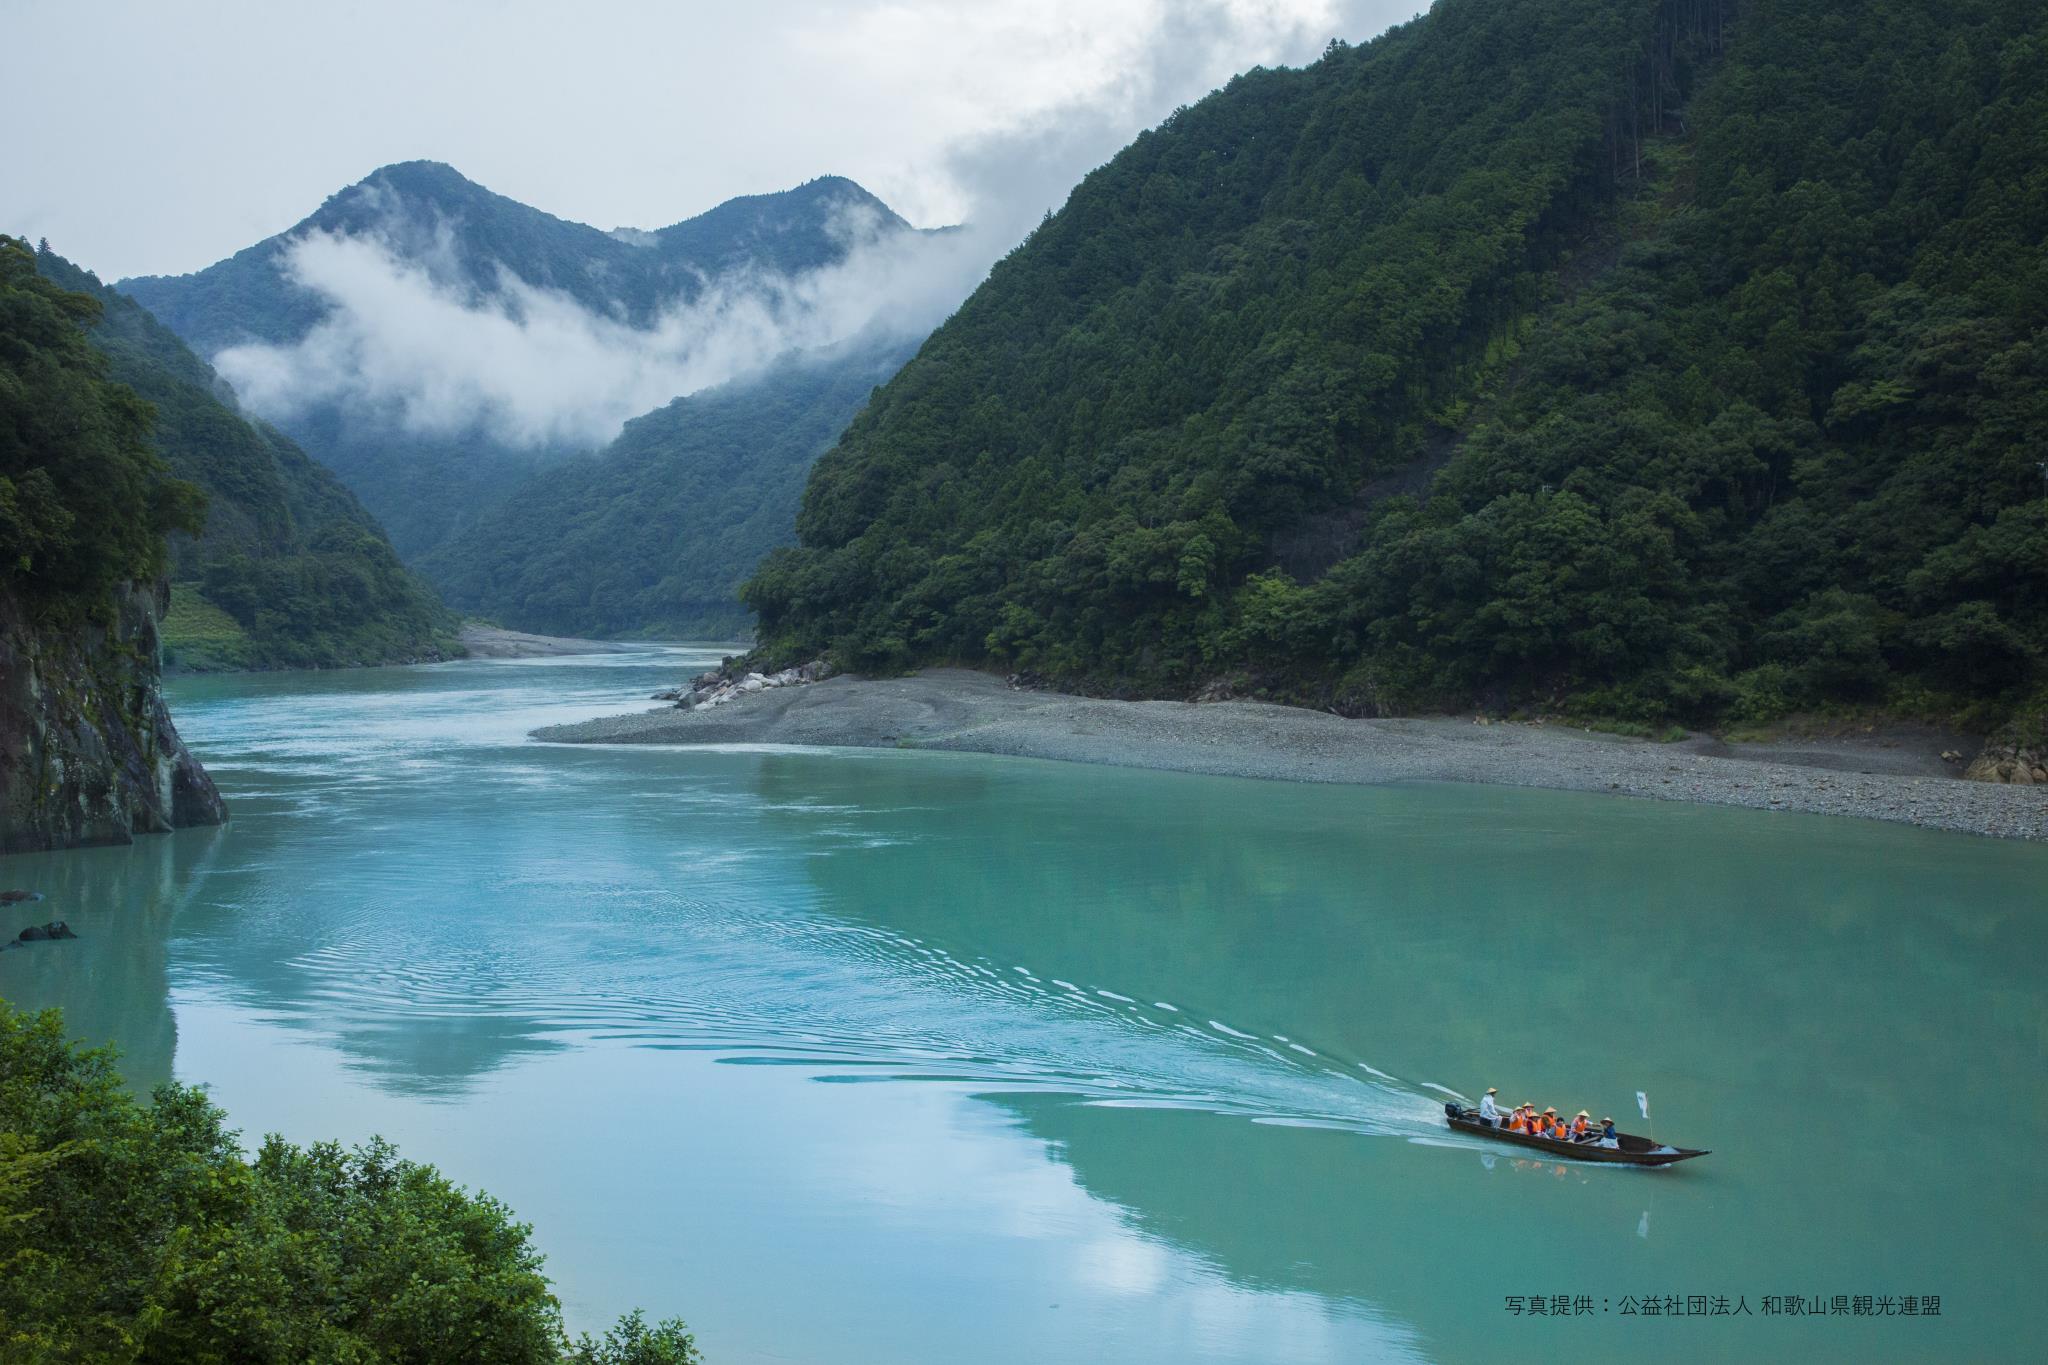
[2,580,224,853]
[651,659,835,708]
[536,668,2048,842]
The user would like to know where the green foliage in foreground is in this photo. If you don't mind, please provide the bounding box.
[747,0,2048,730]
[0,1003,701,1364]
[29,246,460,670]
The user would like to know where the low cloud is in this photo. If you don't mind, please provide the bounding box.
[851,0,1416,237]
[213,0,1416,451]
[216,206,971,450]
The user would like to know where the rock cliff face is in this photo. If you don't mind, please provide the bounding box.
[0,580,225,854]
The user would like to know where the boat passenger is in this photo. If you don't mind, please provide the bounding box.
[1570,1111,1591,1141]
[1597,1117,1619,1149]
[1541,1107,1561,1138]
[1478,1088,1504,1127]
[1507,1105,1530,1134]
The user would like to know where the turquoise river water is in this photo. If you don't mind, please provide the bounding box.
[2,648,2042,1363]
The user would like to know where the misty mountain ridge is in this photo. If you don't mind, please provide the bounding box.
[31,244,459,670]
[122,161,920,350]
[421,327,923,640]
[116,163,964,569]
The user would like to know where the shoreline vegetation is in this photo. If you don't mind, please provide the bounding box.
[537,668,2048,842]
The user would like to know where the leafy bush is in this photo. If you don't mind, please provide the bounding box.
[0,1003,700,1363]
[567,1311,703,1365]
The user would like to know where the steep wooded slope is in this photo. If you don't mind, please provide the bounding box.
[0,238,223,850]
[749,0,2047,728]
[422,333,917,639]
[35,247,458,670]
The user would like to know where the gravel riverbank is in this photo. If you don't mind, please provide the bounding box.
[536,668,2048,841]
[458,625,665,659]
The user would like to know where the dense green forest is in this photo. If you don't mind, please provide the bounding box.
[0,1003,699,1363]
[122,165,931,565]
[2,237,203,617]
[31,246,459,669]
[423,334,917,639]
[747,0,2048,730]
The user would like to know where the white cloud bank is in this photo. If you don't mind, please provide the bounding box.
[215,207,979,450]
[208,0,1419,452]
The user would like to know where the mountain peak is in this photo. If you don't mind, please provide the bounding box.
[119,167,920,351]
[319,160,526,228]
[362,158,472,187]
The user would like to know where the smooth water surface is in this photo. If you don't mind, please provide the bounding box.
[3,650,2043,1363]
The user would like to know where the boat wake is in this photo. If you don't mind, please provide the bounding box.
[274,885,1454,1142]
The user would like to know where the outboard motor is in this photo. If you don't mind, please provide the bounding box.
[1444,1101,1462,1119]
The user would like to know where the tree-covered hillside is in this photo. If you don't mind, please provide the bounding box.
[748,0,2047,730]
[2,237,226,851]
[2,238,201,612]
[423,333,918,640]
[33,246,459,669]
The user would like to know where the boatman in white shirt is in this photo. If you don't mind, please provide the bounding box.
[1477,1088,1505,1127]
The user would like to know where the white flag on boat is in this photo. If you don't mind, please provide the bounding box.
[1637,1091,1651,1120]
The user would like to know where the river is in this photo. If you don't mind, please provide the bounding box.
[2,649,2042,1363]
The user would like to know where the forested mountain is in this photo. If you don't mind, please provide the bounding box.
[422,332,918,639]
[119,164,931,563]
[747,0,2048,731]
[1,237,224,850]
[33,247,458,670]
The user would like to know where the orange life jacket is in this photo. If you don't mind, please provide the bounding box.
[1571,1118,1588,1138]
[1508,1113,1527,1132]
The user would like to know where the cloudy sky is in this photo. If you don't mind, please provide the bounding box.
[3,0,1420,282]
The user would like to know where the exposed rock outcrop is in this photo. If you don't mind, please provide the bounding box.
[1966,747,2047,786]
[1966,705,2048,786]
[1,580,226,854]
[668,658,835,712]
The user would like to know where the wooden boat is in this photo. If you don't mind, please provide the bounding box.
[1443,1104,1709,1167]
